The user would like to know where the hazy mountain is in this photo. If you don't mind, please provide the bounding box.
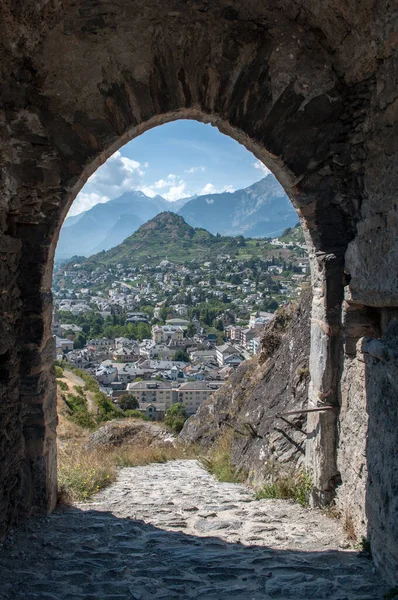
[56,175,296,259]
[62,213,83,228]
[178,175,297,237]
[81,212,247,268]
[91,213,144,253]
[56,191,184,258]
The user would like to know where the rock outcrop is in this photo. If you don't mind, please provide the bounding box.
[181,289,312,487]
[87,419,176,450]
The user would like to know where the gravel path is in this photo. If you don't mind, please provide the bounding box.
[0,460,387,599]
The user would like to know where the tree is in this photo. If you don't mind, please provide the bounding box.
[136,322,151,340]
[164,403,188,433]
[173,349,189,362]
[159,305,169,323]
[230,274,242,285]
[216,319,224,331]
[186,322,196,338]
[74,332,87,349]
[118,394,139,411]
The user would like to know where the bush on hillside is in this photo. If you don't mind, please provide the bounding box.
[123,409,150,420]
[165,403,188,433]
[118,394,139,411]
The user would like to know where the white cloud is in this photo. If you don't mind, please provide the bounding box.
[185,166,206,173]
[163,181,188,201]
[253,159,271,175]
[119,156,147,175]
[200,183,235,195]
[138,174,188,202]
[152,174,177,189]
[69,192,110,216]
[201,183,217,194]
[70,150,149,216]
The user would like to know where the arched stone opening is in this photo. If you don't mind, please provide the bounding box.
[1,0,397,583]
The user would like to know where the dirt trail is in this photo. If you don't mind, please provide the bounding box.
[0,460,386,599]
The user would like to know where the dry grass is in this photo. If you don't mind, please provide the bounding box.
[56,373,198,504]
[58,440,196,503]
[202,432,246,483]
[57,393,197,504]
[58,443,117,503]
[341,511,357,541]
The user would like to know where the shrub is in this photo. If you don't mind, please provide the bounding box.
[296,366,310,380]
[71,368,99,392]
[65,393,86,413]
[55,365,64,378]
[118,394,139,411]
[94,391,121,421]
[123,409,149,420]
[57,380,68,391]
[63,393,96,430]
[164,403,187,433]
[70,410,97,430]
[255,471,312,506]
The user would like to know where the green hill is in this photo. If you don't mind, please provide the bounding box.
[83,212,248,268]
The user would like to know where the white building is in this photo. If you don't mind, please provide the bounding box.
[152,325,184,344]
[95,365,118,385]
[215,343,241,367]
[139,340,174,360]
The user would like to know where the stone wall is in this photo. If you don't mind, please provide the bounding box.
[0,0,397,584]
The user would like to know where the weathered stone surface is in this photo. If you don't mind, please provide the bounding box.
[0,461,387,599]
[181,290,312,486]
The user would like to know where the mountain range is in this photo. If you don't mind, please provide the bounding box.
[56,175,297,259]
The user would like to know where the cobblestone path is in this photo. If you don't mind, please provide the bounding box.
[0,460,387,599]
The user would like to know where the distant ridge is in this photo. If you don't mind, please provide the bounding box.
[178,175,296,237]
[57,175,297,259]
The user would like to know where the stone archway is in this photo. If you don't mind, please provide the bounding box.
[0,0,397,583]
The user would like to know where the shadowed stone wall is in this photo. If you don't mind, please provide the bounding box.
[0,0,397,584]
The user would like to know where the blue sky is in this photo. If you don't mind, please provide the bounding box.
[70,120,270,216]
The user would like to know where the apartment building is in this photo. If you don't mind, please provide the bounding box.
[152,325,184,344]
[126,380,175,410]
[176,381,224,415]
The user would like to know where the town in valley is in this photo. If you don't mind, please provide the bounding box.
[53,214,309,421]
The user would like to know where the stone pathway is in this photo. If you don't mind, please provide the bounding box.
[0,460,387,599]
